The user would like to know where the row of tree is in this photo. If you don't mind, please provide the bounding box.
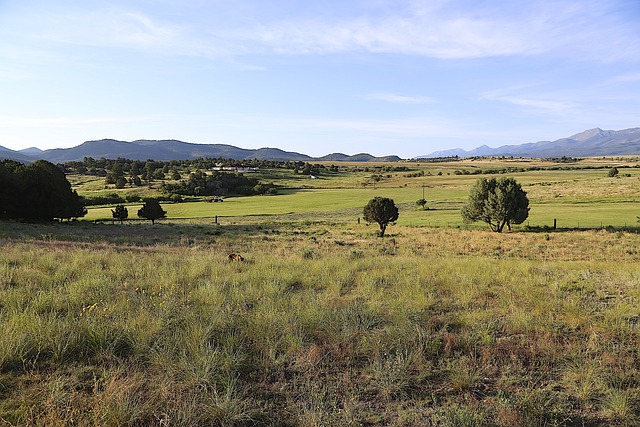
[0,157,529,232]
[160,170,278,197]
[63,157,328,179]
[0,160,86,221]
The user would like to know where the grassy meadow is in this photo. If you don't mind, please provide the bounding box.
[3,158,640,426]
[80,158,640,229]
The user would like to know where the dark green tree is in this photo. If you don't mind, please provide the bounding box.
[137,199,166,224]
[416,199,427,210]
[115,176,127,189]
[363,197,399,237]
[461,177,529,232]
[64,191,88,220]
[153,169,165,180]
[0,160,21,219]
[111,204,128,223]
[608,167,619,177]
[1,160,86,221]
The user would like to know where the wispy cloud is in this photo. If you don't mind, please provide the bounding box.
[480,82,640,133]
[607,72,640,84]
[236,14,527,59]
[481,91,576,115]
[235,63,268,72]
[45,10,194,52]
[4,1,638,61]
[1,6,216,57]
[361,92,433,104]
[219,0,640,60]
[479,80,587,117]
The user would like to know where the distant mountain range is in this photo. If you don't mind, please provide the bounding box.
[418,127,640,158]
[0,139,401,163]
[1,127,639,163]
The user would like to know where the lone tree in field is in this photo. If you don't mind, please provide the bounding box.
[137,199,166,224]
[111,204,128,224]
[416,198,427,210]
[363,197,399,237]
[461,177,529,232]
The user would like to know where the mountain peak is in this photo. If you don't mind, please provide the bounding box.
[569,128,605,141]
[19,147,44,155]
[418,127,640,158]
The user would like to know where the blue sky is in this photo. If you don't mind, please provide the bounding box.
[1,0,639,158]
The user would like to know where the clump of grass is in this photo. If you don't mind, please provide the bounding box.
[435,403,488,427]
[447,355,481,393]
[367,350,413,401]
[600,388,639,425]
[562,358,604,404]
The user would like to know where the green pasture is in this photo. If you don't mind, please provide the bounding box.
[84,187,434,221]
[74,158,640,234]
[524,202,640,229]
[83,165,640,230]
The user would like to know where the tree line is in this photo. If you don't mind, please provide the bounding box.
[0,160,86,221]
[160,170,278,197]
[62,157,329,179]
[62,157,331,197]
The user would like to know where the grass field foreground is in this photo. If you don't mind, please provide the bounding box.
[2,221,640,425]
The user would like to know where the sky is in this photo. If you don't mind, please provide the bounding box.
[1,0,639,158]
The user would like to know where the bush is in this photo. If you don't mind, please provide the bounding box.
[461,177,529,232]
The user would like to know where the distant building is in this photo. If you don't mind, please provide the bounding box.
[220,164,259,173]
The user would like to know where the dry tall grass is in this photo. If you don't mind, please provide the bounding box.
[2,222,640,425]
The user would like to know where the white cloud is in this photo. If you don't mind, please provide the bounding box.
[217,0,640,60]
[5,1,637,61]
[481,91,576,114]
[608,73,640,84]
[361,92,433,104]
[55,10,188,51]
[235,15,527,59]
[235,63,268,72]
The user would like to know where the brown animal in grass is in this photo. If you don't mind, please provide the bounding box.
[227,253,245,262]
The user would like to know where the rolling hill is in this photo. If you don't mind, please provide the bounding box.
[2,127,640,163]
[0,146,37,163]
[0,139,400,163]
